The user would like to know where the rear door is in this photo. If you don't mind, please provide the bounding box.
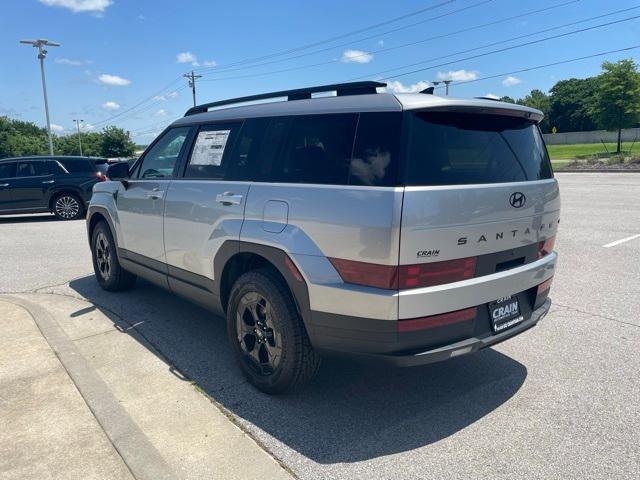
[399,110,560,275]
[163,121,246,283]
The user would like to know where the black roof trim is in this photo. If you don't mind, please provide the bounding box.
[184,81,386,116]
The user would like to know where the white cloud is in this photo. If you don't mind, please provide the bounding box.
[384,80,431,93]
[55,58,91,66]
[153,91,179,102]
[38,0,112,14]
[155,109,168,117]
[83,123,96,131]
[502,75,522,87]
[50,123,65,133]
[176,52,197,64]
[437,69,478,82]
[202,60,217,67]
[102,101,120,111]
[341,49,373,64]
[484,93,500,99]
[97,74,131,86]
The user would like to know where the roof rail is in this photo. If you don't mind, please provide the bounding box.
[184,81,386,116]
[475,96,502,102]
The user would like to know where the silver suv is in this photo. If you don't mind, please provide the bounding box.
[87,81,559,394]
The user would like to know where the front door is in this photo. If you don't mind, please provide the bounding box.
[0,162,16,211]
[116,127,191,267]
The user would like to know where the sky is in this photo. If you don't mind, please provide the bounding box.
[0,0,639,143]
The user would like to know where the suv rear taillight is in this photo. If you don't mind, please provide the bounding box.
[328,256,477,290]
[537,236,555,258]
[398,307,477,333]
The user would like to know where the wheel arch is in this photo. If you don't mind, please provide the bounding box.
[48,187,84,212]
[214,241,312,328]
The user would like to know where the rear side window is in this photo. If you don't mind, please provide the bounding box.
[184,123,240,179]
[349,112,401,186]
[59,159,95,173]
[47,160,68,175]
[16,161,49,177]
[405,112,552,186]
[269,114,358,185]
[0,162,16,179]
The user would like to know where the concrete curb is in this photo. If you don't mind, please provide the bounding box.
[1,295,177,480]
[555,169,640,173]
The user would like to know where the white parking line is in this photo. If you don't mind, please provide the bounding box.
[603,234,640,248]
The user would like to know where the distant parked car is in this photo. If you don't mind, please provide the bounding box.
[0,156,108,220]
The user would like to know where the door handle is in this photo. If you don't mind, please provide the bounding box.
[0,183,9,187]
[216,192,243,206]
[145,189,165,199]
[42,180,55,184]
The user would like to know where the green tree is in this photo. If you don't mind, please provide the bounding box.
[499,96,516,104]
[517,89,551,133]
[548,77,598,133]
[0,116,48,158]
[591,59,640,153]
[100,126,136,157]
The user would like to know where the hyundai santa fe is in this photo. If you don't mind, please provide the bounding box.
[86,81,559,393]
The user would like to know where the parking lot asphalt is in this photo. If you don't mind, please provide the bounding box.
[1,173,639,480]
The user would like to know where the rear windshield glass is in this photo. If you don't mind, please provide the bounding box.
[59,159,95,173]
[405,112,552,186]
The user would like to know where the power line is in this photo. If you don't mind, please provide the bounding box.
[432,45,640,90]
[194,0,456,72]
[195,0,495,75]
[361,13,640,81]
[197,6,638,84]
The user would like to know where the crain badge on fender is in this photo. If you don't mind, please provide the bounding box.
[509,192,526,208]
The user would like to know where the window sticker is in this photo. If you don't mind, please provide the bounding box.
[191,130,231,166]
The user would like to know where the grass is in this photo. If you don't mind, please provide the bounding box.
[546,142,640,160]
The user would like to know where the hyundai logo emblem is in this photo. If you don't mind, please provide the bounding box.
[509,192,526,208]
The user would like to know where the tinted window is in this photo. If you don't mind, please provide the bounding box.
[16,161,49,177]
[0,162,16,179]
[59,159,94,173]
[349,112,401,186]
[268,114,358,184]
[184,123,240,179]
[138,127,189,179]
[226,118,270,181]
[405,112,552,186]
[47,160,68,175]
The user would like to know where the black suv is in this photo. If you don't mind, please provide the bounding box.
[0,156,108,220]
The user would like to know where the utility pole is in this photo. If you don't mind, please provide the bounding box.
[183,70,202,107]
[73,119,84,156]
[431,79,453,96]
[20,39,60,155]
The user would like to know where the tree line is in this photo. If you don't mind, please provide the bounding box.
[0,118,137,159]
[500,59,640,153]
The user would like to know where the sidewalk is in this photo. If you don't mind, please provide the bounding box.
[0,295,293,480]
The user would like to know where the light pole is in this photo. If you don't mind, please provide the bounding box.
[73,119,84,156]
[20,39,60,155]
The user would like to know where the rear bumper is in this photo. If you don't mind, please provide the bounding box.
[308,297,551,367]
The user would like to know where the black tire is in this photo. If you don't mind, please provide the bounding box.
[227,269,321,394]
[52,192,84,220]
[91,221,136,291]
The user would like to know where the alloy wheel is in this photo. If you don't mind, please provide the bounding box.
[55,195,80,219]
[95,232,111,281]
[236,291,283,376]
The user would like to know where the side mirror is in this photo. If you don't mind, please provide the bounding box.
[107,162,129,181]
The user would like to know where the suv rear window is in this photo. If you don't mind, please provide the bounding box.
[405,112,552,186]
[59,159,96,173]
